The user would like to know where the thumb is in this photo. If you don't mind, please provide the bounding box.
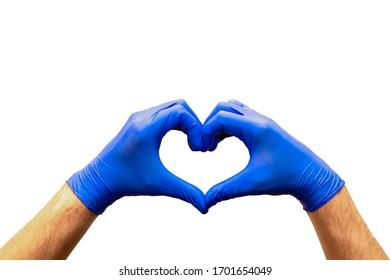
[205,170,254,209]
[160,171,208,214]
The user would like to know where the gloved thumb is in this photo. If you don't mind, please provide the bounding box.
[205,170,253,209]
[160,171,208,214]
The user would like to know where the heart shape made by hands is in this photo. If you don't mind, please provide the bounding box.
[160,130,249,194]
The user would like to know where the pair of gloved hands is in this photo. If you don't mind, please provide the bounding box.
[68,100,344,215]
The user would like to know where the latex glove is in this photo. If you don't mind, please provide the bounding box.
[202,100,344,212]
[68,100,207,214]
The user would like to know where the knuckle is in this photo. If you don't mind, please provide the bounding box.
[214,111,226,123]
[217,101,228,108]
[173,99,187,106]
[173,104,187,116]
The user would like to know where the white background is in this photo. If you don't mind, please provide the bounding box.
[0,0,389,279]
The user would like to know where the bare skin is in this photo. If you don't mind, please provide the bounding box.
[0,184,387,259]
[0,183,97,260]
[308,186,388,260]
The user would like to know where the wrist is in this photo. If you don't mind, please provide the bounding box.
[293,161,345,212]
[308,186,388,259]
[67,158,117,215]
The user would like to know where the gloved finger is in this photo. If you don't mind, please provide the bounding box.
[150,99,202,131]
[173,99,202,125]
[203,110,251,150]
[204,101,245,124]
[149,99,185,114]
[160,171,208,214]
[204,170,253,209]
[170,100,203,151]
[227,99,251,109]
[202,101,248,151]
[227,100,270,120]
[206,132,230,152]
[154,103,203,151]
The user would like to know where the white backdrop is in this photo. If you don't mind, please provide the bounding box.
[0,1,389,279]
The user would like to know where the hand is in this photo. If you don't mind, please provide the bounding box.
[202,100,344,211]
[67,100,208,214]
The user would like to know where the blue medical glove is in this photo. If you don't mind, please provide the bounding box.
[203,100,344,212]
[68,100,207,215]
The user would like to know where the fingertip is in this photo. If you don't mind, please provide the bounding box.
[187,126,203,151]
[205,196,218,209]
[190,191,208,214]
[200,127,215,152]
[187,119,204,151]
[198,205,209,214]
[209,140,218,151]
[201,138,218,152]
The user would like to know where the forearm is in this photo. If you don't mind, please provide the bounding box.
[308,186,388,260]
[0,183,97,260]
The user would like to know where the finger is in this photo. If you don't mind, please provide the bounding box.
[202,101,252,151]
[149,99,183,113]
[154,103,203,151]
[170,100,203,151]
[150,99,201,126]
[203,110,250,149]
[227,100,269,120]
[205,170,253,209]
[202,102,245,151]
[227,99,251,109]
[150,99,202,133]
[204,101,245,124]
[207,132,230,152]
[160,172,208,214]
[174,99,202,124]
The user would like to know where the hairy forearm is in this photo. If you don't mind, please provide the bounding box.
[0,183,97,260]
[308,186,388,260]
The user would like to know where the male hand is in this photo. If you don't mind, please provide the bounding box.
[202,100,344,211]
[68,100,207,214]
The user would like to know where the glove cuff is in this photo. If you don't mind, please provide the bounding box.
[67,159,116,215]
[295,161,345,212]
